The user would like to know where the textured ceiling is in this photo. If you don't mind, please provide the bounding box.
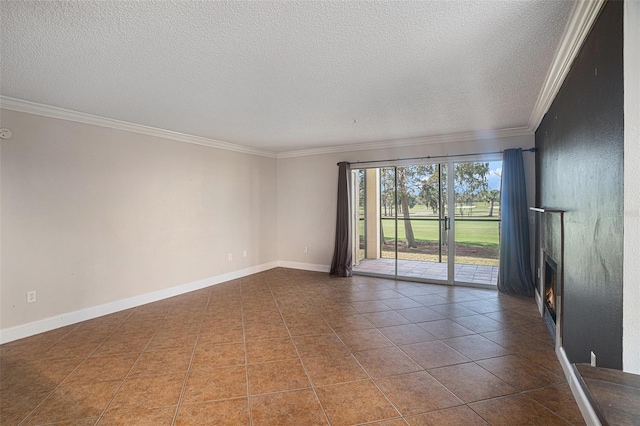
[0,1,575,153]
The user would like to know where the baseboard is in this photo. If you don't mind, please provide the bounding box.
[535,289,544,316]
[277,261,331,273]
[557,346,602,426]
[0,261,279,345]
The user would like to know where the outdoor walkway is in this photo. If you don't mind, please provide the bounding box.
[354,258,499,286]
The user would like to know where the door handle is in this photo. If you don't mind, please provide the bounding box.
[444,216,450,230]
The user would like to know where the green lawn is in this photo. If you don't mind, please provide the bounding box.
[359,202,500,249]
[379,218,498,249]
[357,201,500,266]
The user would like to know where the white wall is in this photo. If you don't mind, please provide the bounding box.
[623,0,640,374]
[0,109,278,334]
[277,134,535,270]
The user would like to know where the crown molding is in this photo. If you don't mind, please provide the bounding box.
[0,96,533,160]
[528,0,606,132]
[276,127,533,159]
[0,96,278,159]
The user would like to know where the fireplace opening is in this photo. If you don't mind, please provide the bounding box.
[545,256,557,322]
[543,255,558,340]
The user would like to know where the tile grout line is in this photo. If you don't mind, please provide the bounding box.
[277,274,556,423]
[368,278,500,418]
[346,283,518,422]
[17,308,139,426]
[264,275,334,426]
[274,278,546,422]
[411,289,567,422]
[322,281,413,423]
[358,318,465,421]
[402,296,568,423]
[93,298,182,425]
[465,389,584,425]
[12,321,86,425]
[240,278,255,426]
[170,286,215,426]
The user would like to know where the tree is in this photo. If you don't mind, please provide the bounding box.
[397,167,417,248]
[380,168,395,217]
[379,168,396,246]
[482,189,501,217]
[407,194,417,209]
[454,162,489,215]
[418,164,444,214]
[396,165,428,248]
[417,162,491,216]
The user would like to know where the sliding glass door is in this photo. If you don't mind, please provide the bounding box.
[353,159,501,287]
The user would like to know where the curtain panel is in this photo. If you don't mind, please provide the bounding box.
[330,162,353,277]
[498,149,535,296]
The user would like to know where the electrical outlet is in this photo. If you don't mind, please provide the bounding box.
[27,290,37,303]
[590,351,596,367]
[243,250,247,258]
[304,247,308,254]
[228,253,233,261]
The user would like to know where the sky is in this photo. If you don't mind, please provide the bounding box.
[487,161,502,190]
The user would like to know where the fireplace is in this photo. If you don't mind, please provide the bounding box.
[531,207,565,348]
[543,254,558,340]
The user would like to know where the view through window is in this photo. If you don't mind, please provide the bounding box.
[354,160,502,286]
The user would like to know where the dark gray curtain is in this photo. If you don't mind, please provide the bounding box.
[498,149,535,296]
[330,162,353,277]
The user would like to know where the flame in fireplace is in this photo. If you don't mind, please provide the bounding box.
[546,286,555,311]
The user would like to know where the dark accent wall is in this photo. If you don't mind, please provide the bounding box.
[535,0,623,369]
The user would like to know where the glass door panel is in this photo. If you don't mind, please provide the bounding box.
[452,161,501,286]
[395,165,449,282]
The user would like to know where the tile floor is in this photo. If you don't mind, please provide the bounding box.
[0,268,584,425]
[354,259,499,286]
